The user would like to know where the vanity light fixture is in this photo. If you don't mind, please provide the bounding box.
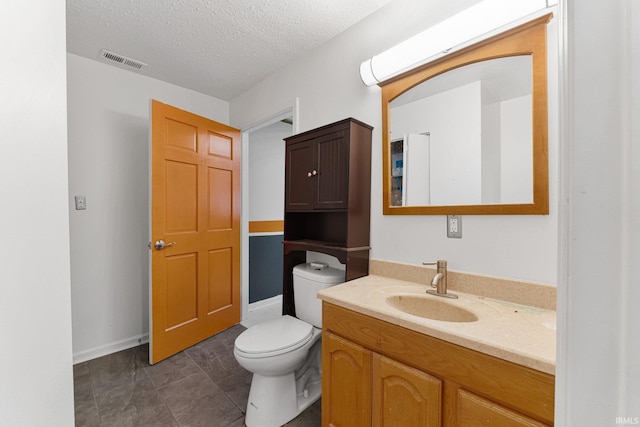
[359,0,557,86]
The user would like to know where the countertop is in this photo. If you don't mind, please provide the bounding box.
[317,274,556,375]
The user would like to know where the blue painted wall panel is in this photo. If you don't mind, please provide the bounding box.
[249,234,283,303]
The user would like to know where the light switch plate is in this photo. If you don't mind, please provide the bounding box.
[75,195,86,210]
[447,215,462,238]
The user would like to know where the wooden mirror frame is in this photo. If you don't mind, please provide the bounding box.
[382,14,552,215]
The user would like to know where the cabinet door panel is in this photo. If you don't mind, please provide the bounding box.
[315,131,348,209]
[323,332,372,427]
[286,140,315,210]
[373,354,442,427]
[457,389,550,427]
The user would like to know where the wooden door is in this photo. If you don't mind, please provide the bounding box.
[372,354,442,427]
[322,332,372,427]
[150,100,240,364]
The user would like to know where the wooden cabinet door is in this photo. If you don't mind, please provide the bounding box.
[457,389,550,427]
[323,332,372,427]
[285,139,315,210]
[372,354,442,427]
[314,130,348,209]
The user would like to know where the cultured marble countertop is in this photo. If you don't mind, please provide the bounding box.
[318,274,556,375]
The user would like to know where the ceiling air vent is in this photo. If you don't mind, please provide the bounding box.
[99,49,147,70]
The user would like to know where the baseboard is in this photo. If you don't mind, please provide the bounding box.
[74,296,283,363]
[73,333,149,365]
[241,295,282,328]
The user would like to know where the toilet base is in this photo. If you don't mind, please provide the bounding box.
[244,370,321,427]
[238,328,324,427]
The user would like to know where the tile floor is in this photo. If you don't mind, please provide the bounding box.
[73,325,321,426]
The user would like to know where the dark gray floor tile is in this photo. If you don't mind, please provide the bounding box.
[145,351,202,388]
[227,416,247,427]
[75,403,100,427]
[213,368,253,412]
[284,399,322,427]
[95,376,177,427]
[74,367,93,397]
[74,362,90,379]
[211,324,246,348]
[74,362,100,426]
[88,347,149,396]
[186,338,243,381]
[158,371,243,427]
[74,386,100,426]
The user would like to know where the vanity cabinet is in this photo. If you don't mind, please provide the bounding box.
[323,333,372,426]
[322,303,555,427]
[324,332,442,427]
[373,353,442,427]
[282,118,372,316]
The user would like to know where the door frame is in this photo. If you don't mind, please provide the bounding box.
[239,99,299,322]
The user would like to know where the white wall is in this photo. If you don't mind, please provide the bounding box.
[230,0,558,285]
[67,54,229,362]
[248,121,290,222]
[630,1,640,415]
[0,1,74,425]
[557,0,640,424]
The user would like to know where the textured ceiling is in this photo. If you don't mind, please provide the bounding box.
[66,0,394,101]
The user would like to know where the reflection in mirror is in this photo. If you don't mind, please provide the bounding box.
[382,14,551,215]
[390,56,533,207]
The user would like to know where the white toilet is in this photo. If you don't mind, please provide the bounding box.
[234,262,344,427]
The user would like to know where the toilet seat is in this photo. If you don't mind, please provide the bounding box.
[235,315,314,359]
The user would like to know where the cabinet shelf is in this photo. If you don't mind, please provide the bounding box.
[283,239,370,265]
[283,239,370,252]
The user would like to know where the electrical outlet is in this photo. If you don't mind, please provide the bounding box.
[447,215,462,238]
[75,195,86,210]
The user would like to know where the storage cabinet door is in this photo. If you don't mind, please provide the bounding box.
[372,354,442,427]
[457,389,550,427]
[322,332,372,427]
[314,130,349,209]
[285,140,315,210]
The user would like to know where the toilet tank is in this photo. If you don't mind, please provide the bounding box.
[293,262,345,328]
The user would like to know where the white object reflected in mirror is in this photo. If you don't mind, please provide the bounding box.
[390,56,533,207]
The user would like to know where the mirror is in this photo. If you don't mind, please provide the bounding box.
[382,14,551,215]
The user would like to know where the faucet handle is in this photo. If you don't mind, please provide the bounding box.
[423,260,447,268]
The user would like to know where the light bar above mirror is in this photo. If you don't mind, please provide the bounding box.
[360,0,557,86]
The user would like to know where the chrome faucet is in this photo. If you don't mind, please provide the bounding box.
[422,260,458,299]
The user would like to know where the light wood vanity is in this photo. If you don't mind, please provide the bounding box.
[318,262,556,426]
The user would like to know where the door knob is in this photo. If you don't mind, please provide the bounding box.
[154,240,176,250]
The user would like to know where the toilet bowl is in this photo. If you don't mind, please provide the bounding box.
[234,262,344,427]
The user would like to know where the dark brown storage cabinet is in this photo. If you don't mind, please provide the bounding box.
[283,118,373,315]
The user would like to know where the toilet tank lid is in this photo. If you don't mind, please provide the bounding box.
[235,315,313,355]
[293,263,345,284]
